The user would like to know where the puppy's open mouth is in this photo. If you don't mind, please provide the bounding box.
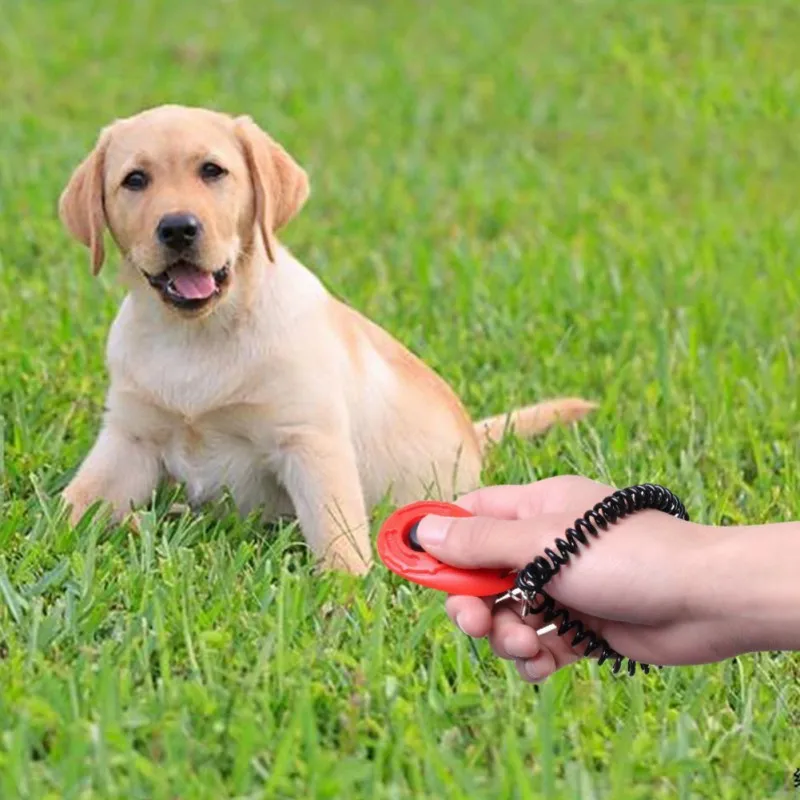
[144,261,230,310]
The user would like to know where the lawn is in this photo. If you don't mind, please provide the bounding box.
[2,0,800,797]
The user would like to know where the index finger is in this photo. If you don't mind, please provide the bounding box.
[457,476,617,520]
[454,484,534,519]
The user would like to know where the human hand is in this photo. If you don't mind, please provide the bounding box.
[416,476,746,683]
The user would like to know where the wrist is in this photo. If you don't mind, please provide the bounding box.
[692,522,800,656]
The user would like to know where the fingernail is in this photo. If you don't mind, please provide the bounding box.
[455,612,468,634]
[416,515,451,547]
[524,658,547,682]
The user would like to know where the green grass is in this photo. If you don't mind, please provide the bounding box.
[2,0,800,796]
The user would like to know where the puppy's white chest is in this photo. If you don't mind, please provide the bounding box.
[160,415,282,515]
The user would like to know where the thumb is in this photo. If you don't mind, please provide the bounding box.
[415,513,552,570]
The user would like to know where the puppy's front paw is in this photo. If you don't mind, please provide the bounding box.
[123,511,145,536]
[61,484,93,527]
[61,483,121,530]
[319,546,373,576]
[166,502,192,518]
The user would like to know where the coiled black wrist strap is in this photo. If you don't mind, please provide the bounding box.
[511,483,689,676]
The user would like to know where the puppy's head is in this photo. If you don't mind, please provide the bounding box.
[59,104,308,317]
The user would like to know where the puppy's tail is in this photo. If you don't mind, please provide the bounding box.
[474,397,596,453]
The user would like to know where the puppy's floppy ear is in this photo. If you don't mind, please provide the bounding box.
[59,126,112,276]
[234,115,309,262]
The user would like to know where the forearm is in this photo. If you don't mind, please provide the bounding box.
[692,521,800,655]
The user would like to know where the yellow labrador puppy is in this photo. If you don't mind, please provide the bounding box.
[58,104,594,574]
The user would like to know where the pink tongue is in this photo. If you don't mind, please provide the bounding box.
[167,264,216,300]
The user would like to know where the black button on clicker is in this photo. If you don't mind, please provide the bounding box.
[407,521,424,551]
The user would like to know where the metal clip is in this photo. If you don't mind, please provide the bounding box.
[493,587,557,636]
[494,586,531,617]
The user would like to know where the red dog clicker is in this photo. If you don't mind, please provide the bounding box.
[376,500,517,596]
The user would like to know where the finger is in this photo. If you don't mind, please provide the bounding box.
[455,476,613,519]
[444,595,494,637]
[454,484,533,519]
[416,512,560,570]
[488,607,541,660]
[535,625,586,669]
[516,649,557,683]
[515,624,588,683]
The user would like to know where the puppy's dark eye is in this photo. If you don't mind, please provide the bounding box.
[200,161,227,182]
[121,170,149,191]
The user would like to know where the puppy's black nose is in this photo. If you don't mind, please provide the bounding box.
[157,213,202,251]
